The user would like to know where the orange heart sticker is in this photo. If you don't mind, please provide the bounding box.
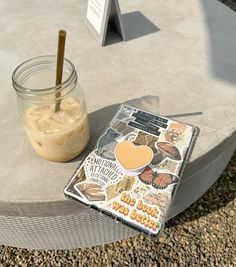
[115,141,153,170]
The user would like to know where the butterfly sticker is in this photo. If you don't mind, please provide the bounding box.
[138,166,178,189]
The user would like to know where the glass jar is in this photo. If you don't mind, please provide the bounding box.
[12,55,90,162]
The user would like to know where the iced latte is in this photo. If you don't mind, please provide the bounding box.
[24,97,90,162]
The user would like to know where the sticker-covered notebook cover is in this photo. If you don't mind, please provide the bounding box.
[64,105,198,237]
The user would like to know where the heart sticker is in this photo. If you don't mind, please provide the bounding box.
[115,141,153,171]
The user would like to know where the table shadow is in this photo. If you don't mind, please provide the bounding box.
[69,96,202,164]
[122,11,160,41]
[200,0,236,86]
[166,112,203,119]
[69,95,160,163]
[105,11,160,45]
[69,103,119,163]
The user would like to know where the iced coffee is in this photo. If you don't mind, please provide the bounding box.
[24,97,89,162]
[12,56,90,162]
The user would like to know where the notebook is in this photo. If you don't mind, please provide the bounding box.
[64,104,198,237]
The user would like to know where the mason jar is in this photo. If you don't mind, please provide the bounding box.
[12,55,90,162]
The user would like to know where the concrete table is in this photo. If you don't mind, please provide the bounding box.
[0,0,235,249]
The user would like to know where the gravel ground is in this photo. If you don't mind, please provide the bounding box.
[1,1,236,266]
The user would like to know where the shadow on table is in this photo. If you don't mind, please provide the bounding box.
[122,11,160,41]
[167,151,236,228]
[69,103,119,163]
[70,95,160,163]
[200,0,236,86]
[105,11,160,45]
[70,95,203,164]
[166,111,203,119]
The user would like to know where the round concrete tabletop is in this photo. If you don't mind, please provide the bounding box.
[0,0,235,249]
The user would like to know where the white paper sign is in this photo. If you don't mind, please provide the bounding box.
[86,0,107,34]
[86,0,125,46]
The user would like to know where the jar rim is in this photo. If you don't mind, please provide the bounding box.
[12,55,76,95]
